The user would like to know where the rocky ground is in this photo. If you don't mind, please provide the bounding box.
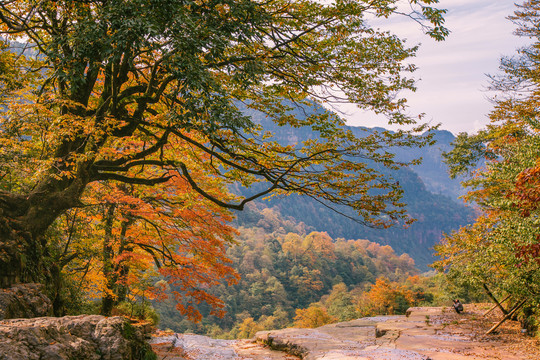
[150,304,540,360]
[0,283,154,360]
[150,333,300,360]
[0,283,52,320]
[0,315,153,360]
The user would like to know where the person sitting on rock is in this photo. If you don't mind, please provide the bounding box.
[453,299,464,314]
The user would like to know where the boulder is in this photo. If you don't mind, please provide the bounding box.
[0,283,52,320]
[0,315,155,360]
[256,318,382,360]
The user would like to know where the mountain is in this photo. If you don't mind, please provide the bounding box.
[393,129,468,200]
[233,102,475,270]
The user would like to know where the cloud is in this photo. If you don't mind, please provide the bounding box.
[342,0,527,134]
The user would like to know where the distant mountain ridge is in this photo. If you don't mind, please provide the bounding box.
[395,129,468,200]
[234,103,475,270]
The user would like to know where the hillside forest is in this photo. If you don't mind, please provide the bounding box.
[0,0,539,342]
[156,205,485,338]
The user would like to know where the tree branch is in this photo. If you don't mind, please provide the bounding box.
[93,173,172,186]
[92,130,170,168]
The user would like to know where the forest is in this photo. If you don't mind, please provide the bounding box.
[156,205,484,338]
[232,120,476,269]
[0,0,539,345]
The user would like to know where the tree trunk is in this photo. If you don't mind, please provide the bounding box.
[101,210,133,315]
[0,217,24,287]
[101,293,115,316]
[49,261,67,317]
[0,176,86,288]
[115,263,130,304]
[0,212,46,287]
[101,203,117,316]
[115,217,133,305]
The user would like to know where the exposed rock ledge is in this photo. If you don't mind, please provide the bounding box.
[0,315,154,360]
[256,307,539,360]
[151,306,540,359]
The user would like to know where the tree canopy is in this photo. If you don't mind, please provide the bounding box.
[0,0,447,313]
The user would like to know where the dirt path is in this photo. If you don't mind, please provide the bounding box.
[425,304,540,360]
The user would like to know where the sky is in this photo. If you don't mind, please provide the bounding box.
[341,0,528,135]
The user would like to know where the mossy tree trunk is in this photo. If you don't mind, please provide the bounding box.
[0,177,87,288]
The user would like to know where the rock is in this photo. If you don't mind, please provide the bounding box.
[150,306,540,360]
[256,319,383,360]
[0,315,155,360]
[150,333,299,360]
[256,310,451,359]
[0,283,52,320]
[151,334,238,359]
[256,307,540,360]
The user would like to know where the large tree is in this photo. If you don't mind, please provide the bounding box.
[0,0,447,287]
[436,0,540,312]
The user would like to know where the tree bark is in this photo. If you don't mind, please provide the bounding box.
[0,176,86,288]
[0,217,24,288]
[50,262,65,316]
[101,208,133,315]
[101,203,117,316]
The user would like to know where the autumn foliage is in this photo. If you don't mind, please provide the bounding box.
[54,161,239,319]
[436,1,540,326]
[356,277,415,317]
[153,207,433,336]
[294,305,337,328]
[0,0,447,319]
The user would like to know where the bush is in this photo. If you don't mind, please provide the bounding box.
[114,301,160,326]
[294,304,337,328]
